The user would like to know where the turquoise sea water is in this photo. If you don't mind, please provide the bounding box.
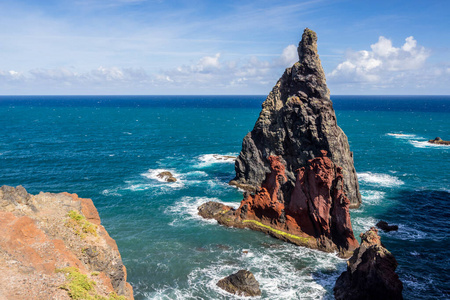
[0,95,449,299]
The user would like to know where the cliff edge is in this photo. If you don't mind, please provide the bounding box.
[0,185,134,300]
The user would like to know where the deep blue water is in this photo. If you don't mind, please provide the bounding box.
[0,95,449,299]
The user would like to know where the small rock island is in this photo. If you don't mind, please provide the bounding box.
[428,137,450,145]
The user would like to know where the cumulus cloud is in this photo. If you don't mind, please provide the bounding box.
[154,44,299,92]
[0,44,303,94]
[0,66,150,93]
[328,36,430,84]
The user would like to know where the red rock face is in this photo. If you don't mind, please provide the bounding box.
[236,151,358,255]
[237,156,286,222]
[0,185,134,300]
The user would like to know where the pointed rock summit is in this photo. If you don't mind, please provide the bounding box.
[199,28,360,257]
[230,28,361,208]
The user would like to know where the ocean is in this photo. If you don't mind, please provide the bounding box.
[0,95,449,299]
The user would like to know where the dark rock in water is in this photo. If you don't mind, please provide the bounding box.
[376,220,399,232]
[157,171,177,182]
[334,227,403,300]
[217,270,261,297]
[428,137,450,145]
[198,201,235,220]
[199,29,359,258]
[230,28,361,209]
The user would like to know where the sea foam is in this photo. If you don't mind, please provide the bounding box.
[196,153,237,167]
[164,196,240,227]
[358,172,404,187]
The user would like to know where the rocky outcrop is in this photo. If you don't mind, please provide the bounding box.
[334,227,403,300]
[199,29,360,257]
[0,185,134,300]
[217,270,261,297]
[199,150,358,257]
[428,137,450,145]
[230,28,361,209]
[157,171,177,182]
[376,220,399,232]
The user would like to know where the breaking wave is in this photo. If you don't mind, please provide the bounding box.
[357,172,404,187]
[196,154,237,167]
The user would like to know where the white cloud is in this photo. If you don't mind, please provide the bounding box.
[153,44,300,92]
[278,44,298,67]
[328,36,430,85]
[196,53,221,73]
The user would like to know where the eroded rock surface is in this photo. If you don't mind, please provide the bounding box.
[0,185,134,300]
[230,28,361,208]
[334,227,403,300]
[216,270,261,297]
[199,150,358,257]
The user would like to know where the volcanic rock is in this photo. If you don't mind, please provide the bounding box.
[216,270,261,297]
[230,28,361,208]
[157,171,177,182]
[428,137,450,145]
[0,185,134,300]
[334,227,403,300]
[376,220,399,232]
[199,29,359,257]
[198,150,358,257]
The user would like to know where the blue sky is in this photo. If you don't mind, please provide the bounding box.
[0,0,449,95]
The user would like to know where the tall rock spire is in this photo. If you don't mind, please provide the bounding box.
[230,28,361,208]
[199,29,360,257]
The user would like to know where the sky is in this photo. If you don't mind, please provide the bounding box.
[0,0,449,95]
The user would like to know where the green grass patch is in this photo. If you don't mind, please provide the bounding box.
[57,267,127,300]
[66,210,98,238]
[242,220,310,243]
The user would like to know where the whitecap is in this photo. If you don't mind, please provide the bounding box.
[101,189,122,197]
[122,132,132,135]
[360,190,385,205]
[196,153,237,168]
[388,224,427,241]
[351,216,377,235]
[386,133,418,139]
[141,168,185,188]
[184,170,209,179]
[409,140,450,149]
[357,172,404,187]
[185,244,345,300]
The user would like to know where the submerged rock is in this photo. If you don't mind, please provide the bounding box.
[428,137,450,145]
[230,28,361,208]
[376,220,399,232]
[0,185,134,299]
[334,227,403,300]
[157,171,177,182]
[217,270,261,297]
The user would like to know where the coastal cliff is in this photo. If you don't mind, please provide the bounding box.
[199,29,359,257]
[0,185,134,300]
[230,28,361,209]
